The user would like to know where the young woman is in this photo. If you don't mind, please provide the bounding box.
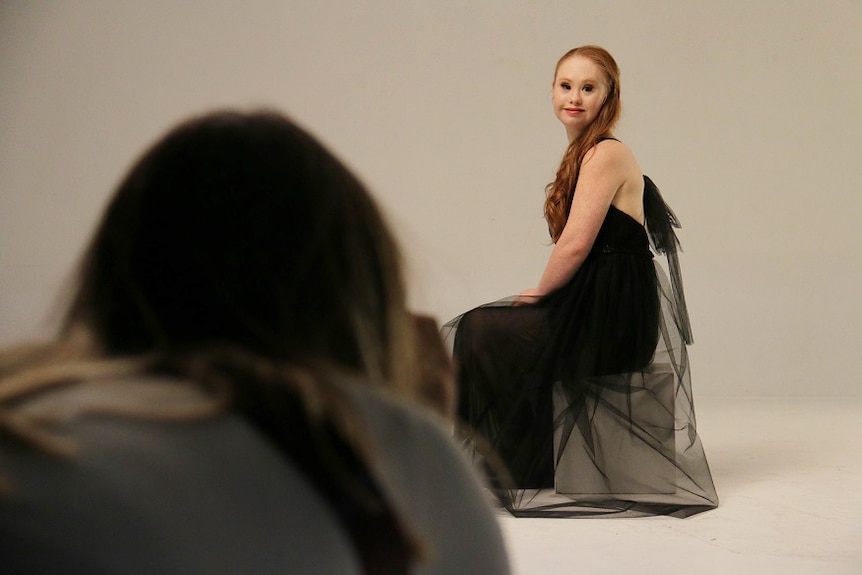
[0,110,511,574]
[446,46,718,518]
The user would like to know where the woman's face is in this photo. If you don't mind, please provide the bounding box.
[552,55,609,141]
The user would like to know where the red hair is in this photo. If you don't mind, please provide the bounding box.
[544,46,621,242]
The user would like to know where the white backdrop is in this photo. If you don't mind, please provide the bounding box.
[1,1,860,396]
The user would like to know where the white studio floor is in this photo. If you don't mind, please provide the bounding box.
[495,396,862,575]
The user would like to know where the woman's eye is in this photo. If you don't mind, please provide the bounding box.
[561,82,571,90]
[583,85,594,93]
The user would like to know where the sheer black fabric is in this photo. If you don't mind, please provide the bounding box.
[443,176,717,518]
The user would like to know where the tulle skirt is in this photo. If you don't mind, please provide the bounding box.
[443,257,718,518]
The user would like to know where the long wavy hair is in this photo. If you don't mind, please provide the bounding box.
[544,46,622,242]
[0,110,425,560]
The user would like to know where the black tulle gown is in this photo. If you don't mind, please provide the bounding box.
[443,176,718,518]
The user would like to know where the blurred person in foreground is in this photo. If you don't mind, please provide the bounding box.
[0,110,510,575]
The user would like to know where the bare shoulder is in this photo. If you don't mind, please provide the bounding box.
[583,138,638,171]
[580,139,641,190]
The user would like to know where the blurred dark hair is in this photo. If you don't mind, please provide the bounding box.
[62,110,414,388]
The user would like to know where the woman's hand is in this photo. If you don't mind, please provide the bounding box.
[514,288,543,306]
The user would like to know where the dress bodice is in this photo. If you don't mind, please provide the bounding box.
[589,205,653,259]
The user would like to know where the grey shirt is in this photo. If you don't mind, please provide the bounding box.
[0,376,511,574]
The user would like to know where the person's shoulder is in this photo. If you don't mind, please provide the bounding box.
[587,138,636,165]
[331,375,512,574]
[581,139,640,185]
[332,373,452,453]
[0,376,362,575]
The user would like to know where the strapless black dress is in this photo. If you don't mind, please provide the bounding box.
[443,176,718,517]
